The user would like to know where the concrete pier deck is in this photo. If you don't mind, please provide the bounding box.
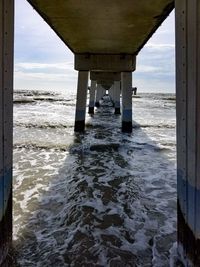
[27,0,173,55]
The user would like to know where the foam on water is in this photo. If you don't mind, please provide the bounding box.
[13,91,178,266]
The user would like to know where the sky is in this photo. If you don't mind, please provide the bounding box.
[14,0,175,94]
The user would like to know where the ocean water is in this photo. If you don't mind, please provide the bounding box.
[13,90,178,267]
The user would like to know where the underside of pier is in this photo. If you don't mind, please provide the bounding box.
[27,0,174,55]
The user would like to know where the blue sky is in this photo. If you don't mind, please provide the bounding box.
[14,0,175,93]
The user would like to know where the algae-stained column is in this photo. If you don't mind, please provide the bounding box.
[176,0,200,265]
[88,80,96,114]
[114,81,121,114]
[0,0,14,264]
[74,71,89,132]
[121,72,132,132]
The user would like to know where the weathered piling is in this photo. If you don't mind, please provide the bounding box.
[114,81,121,114]
[0,0,14,264]
[121,72,132,133]
[175,0,200,265]
[74,71,89,132]
[88,80,96,114]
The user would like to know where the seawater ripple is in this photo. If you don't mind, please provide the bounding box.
[13,91,178,266]
[14,122,175,130]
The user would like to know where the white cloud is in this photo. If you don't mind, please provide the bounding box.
[16,62,74,71]
[136,65,161,73]
[15,70,76,81]
[15,0,74,63]
[145,43,175,49]
[14,69,78,93]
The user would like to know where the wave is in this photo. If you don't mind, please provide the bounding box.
[31,97,64,102]
[133,123,175,129]
[14,99,36,104]
[14,123,73,129]
[162,97,176,101]
[130,142,175,151]
[13,143,70,151]
[160,142,176,147]
[14,89,58,97]
[14,142,119,153]
[13,97,70,104]
[139,93,175,99]
[14,122,175,130]
[14,90,73,104]
[13,140,175,154]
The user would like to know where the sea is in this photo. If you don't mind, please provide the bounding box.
[13,89,178,267]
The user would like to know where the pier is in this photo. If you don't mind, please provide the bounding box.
[0,0,200,265]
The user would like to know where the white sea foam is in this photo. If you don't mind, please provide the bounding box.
[13,91,177,266]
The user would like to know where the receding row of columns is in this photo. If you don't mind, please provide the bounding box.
[74,71,133,133]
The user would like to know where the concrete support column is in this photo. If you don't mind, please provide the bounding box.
[100,87,106,100]
[88,80,96,114]
[74,71,89,132]
[175,0,200,265]
[114,81,121,114]
[121,72,132,132]
[95,84,102,107]
[109,85,114,102]
[0,0,14,265]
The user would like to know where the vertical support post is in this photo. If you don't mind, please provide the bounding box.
[109,85,113,102]
[88,80,96,114]
[0,0,14,264]
[121,72,132,132]
[114,81,121,114]
[102,88,106,98]
[74,71,89,132]
[176,0,200,265]
[95,84,102,107]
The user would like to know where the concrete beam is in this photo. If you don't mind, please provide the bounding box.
[101,82,113,90]
[90,71,121,82]
[175,0,200,265]
[90,72,120,91]
[0,0,14,265]
[75,54,136,72]
[74,71,89,132]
